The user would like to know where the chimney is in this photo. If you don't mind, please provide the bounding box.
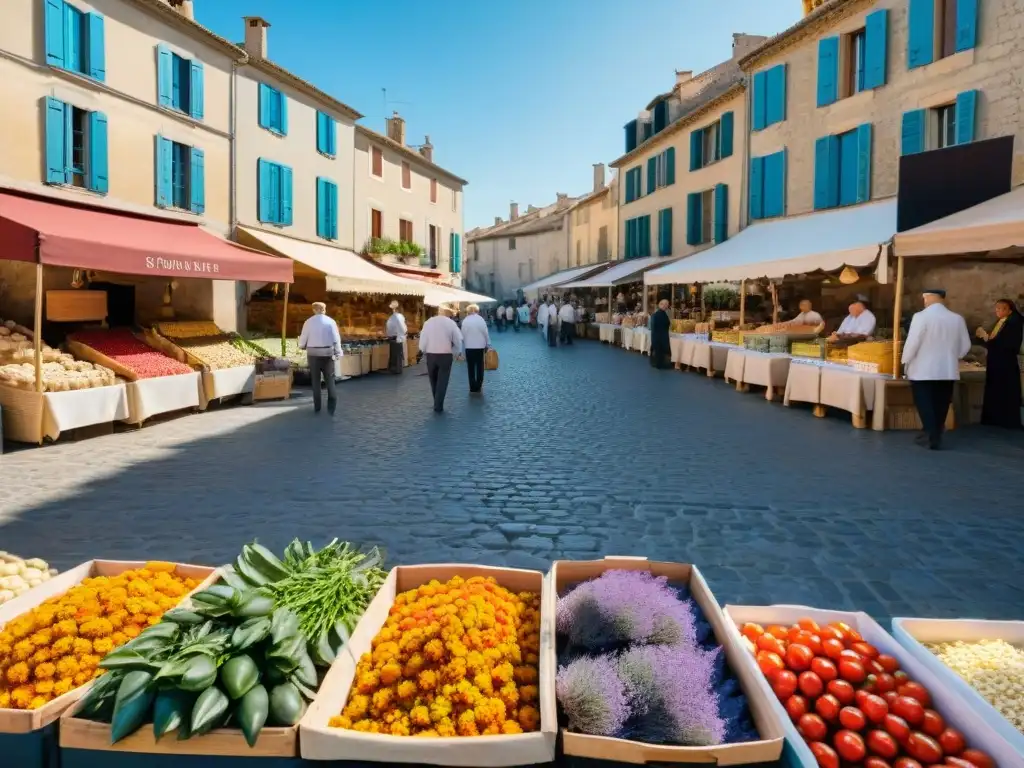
[243,17,270,59]
[494,216,503,226]
[418,135,433,162]
[732,33,769,60]
[386,111,406,145]
[556,193,568,202]
[592,163,605,193]
[674,70,693,88]
[510,202,519,220]
[167,0,194,20]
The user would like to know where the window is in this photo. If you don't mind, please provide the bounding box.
[371,147,383,178]
[450,232,462,273]
[430,179,438,203]
[700,190,714,244]
[845,29,867,97]
[939,0,958,58]
[576,240,581,266]
[509,237,516,250]
[903,91,976,155]
[371,208,383,239]
[703,123,721,165]
[819,11,887,107]
[172,54,191,112]
[44,0,105,81]
[752,66,786,130]
[690,114,733,170]
[399,218,413,242]
[401,161,411,190]
[624,166,642,203]
[171,141,190,209]
[155,135,204,213]
[317,111,336,156]
[156,45,204,119]
[813,124,872,210]
[316,177,338,240]
[597,226,609,260]
[624,119,639,153]
[45,97,108,193]
[936,104,957,149]
[473,243,479,262]
[908,0,976,68]
[258,83,287,135]
[749,150,787,221]
[687,186,728,245]
[256,158,293,225]
[624,216,651,259]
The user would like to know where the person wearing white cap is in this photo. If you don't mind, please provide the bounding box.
[830,295,877,341]
[901,289,971,450]
[298,302,341,415]
[417,305,464,412]
[461,304,491,394]
[385,300,407,374]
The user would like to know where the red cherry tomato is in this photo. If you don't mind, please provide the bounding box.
[894,670,910,684]
[960,749,995,768]
[757,650,785,679]
[785,694,809,721]
[883,690,900,706]
[787,644,815,672]
[945,759,978,768]
[840,649,865,662]
[799,671,825,698]
[866,658,886,675]
[828,679,856,705]
[898,682,932,708]
[884,714,911,743]
[839,706,867,731]
[810,741,840,768]
[906,732,943,765]
[877,654,900,673]
[758,633,786,655]
[852,641,880,659]
[863,674,879,693]
[834,730,867,763]
[811,657,839,682]
[789,626,810,643]
[839,658,867,683]
[767,624,790,640]
[894,759,924,768]
[799,713,829,741]
[937,728,965,756]
[821,626,846,643]
[799,618,822,633]
[815,694,841,722]
[741,622,765,641]
[865,759,893,768]
[773,670,799,700]
[891,696,925,726]
[875,672,897,693]
[867,729,900,759]
[822,638,845,660]
[861,693,889,724]
[921,709,945,737]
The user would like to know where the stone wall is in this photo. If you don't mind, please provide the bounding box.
[903,258,1024,331]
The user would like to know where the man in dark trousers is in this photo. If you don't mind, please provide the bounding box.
[649,299,671,369]
[417,305,464,412]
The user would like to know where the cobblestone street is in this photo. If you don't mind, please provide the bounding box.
[2,332,1023,621]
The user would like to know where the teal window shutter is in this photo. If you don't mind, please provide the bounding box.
[647,157,657,194]
[328,117,337,155]
[624,219,631,259]
[45,97,68,184]
[855,124,872,203]
[190,60,204,119]
[752,71,767,131]
[665,147,676,185]
[901,110,926,155]
[955,0,978,51]
[624,120,638,153]
[814,136,838,210]
[908,0,935,68]
[764,150,787,218]
[749,156,764,220]
[87,111,108,194]
[641,216,651,257]
[45,0,65,67]
[329,181,339,239]
[720,112,734,158]
[817,37,840,107]
[316,177,327,237]
[257,159,271,222]
[658,208,673,257]
[279,93,288,136]
[316,112,326,154]
[689,129,703,171]
[280,165,293,225]
[765,65,787,125]
[189,147,205,213]
[258,84,271,128]
[155,135,173,207]
[87,13,105,81]
[955,90,977,144]
[838,130,859,206]
[863,9,888,89]
[686,193,701,245]
[714,184,728,244]
[157,45,172,108]
[624,169,633,203]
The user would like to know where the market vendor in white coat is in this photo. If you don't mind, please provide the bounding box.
[385,300,407,375]
[829,295,877,342]
[901,289,971,451]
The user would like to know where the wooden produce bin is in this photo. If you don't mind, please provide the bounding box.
[370,343,389,372]
[253,370,293,401]
[359,348,372,375]
[405,337,419,366]
[339,353,362,378]
[553,557,784,765]
[300,564,557,766]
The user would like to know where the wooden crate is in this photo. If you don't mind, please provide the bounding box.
[371,343,389,371]
[252,371,292,400]
[405,337,419,365]
[45,291,107,322]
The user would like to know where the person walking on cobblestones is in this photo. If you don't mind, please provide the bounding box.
[505,303,515,332]
[418,305,464,412]
[462,304,490,394]
[650,299,671,369]
[517,301,530,332]
[546,299,558,347]
[385,300,407,375]
[558,298,576,345]
[538,298,548,340]
[299,302,341,415]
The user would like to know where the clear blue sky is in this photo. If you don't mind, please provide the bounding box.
[195,0,801,230]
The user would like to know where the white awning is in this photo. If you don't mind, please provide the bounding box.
[237,227,426,295]
[561,256,682,288]
[422,285,495,306]
[645,199,897,285]
[894,186,1024,258]
[519,263,610,293]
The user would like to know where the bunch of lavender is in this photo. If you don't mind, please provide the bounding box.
[555,655,630,737]
[556,570,697,650]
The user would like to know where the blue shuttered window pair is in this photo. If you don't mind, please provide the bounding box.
[685,186,728,246]
[257,159,293,226]
[258,84,288,135]
[814,124,872,210]
[624,120,638,153]
[657,208,673,257]
[908,0,977,69]
[449,232,462,273]
[155,135,204,213]
[157,44,204,119]
[624,166,642,203]
[624,216,651,260]
[752,66,786,131]
[901,90,978,155]
[316,177,338,240]
[818,10,888,108]
[690,113,734,171]
[45,0,105,81]
[45,97,108,193]
[316,111,337,157]
[644,148,677,196]
[749,150,787,221]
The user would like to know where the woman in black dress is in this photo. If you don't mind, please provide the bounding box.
[976,298,1023,429]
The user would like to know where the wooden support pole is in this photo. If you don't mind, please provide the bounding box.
[770,282,779,325]
[739,280,746,327]
[892,254,905,379]
[33,261,43,393]
[280,282,290,357]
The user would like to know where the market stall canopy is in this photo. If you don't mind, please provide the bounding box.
[0,191,293,283]
[894,185,1024,258]
[645,199,897,286]
[519,262,611,293]
[560,255,683,288]
[421,285,495,306]
[238,227,425,295]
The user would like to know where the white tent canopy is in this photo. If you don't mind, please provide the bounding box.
[519,263,610,293]
[894,185,1024,258]
[422,285,495,306]
[645,199,897,286]
[561,255,682,288]
[238,227,427,295]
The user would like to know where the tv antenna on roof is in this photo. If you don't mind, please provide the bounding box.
[381,88,412,127]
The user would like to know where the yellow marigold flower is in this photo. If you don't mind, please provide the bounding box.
[498,681,520,709]
[33,662,56,681]
[417,669,437,692]
[491,661,514,685]
[351,719,373,733]
[501,720,524,734]
[91,637,114,655]
[50,636,74,657]
[52,678,74,697]
[327,714,351,729]
[29,648,52,667]
[12,640,35,662]
[378,661,402,686]
[107,611,127,630]
[29,629,53,648]
[122,625,141,639]
[6,662,30,685]
[473,671,494,695]
[389,720,410,736]
[11,685,35,708]
[0,691,10,708]
[428,695,452,723]
[33,680,55,696]
[73,671,92,687]
[403,653,426,679]
[409,705,431,728]
[513,665,537,685]
[78,654,101,671]
[28,695,49,710]
[79,619,113,639]
[518,705,540,732]
[111,631,129,647]
[435,716,456,737]
[145,561,176,573]
[126,579,153,598]
[72,638,93,656]
[519,684,538,703]
[355,670,380,694]
[370,687,393,715]
[396,680,417,700]
[342,694,370,720]
[423,638,445,662]
[51,619,78,639]
[456,709,479,737]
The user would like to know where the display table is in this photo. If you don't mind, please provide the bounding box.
[596,323,620,344]
[0,384,132,443]
[629,327,651,354]
[202,365,256,403]
[725,348,792,400]
[784,361,822,407]
[123,372,201,425]
[784,360,888,429]
[689,339,732,377]
[670,333,692,367]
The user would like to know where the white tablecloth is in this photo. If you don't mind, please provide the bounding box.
[43,385,129,441]
[725,348,792,390]
[597,323,620,343]
[690,340,732,374]
[124,372,201,424]
[670,334,692,365]
[784,361,822,405]
[620,327,635,350]
[725,348,747,383]
[784,359,890,422]
[632,328,651,354]
[202,365,256,401]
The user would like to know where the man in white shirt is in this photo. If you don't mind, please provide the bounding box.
[546,300,558,347]
[517,301,530,329]
[558,299,577,345]
[787,299,825,331]
[831,296,877,341]
[505,304,516,333]
[901,289,971,450]
[461,304,491,394]
[298,302,342,415]
[538,297,548,340]
[417,305,464,412]
[385,300,407,375]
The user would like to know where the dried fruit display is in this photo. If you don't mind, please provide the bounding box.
[927,639,1024,734]
[0,553,58,606]
[156,322,260,370]
[0,357,116,391]
[70,329,194,379]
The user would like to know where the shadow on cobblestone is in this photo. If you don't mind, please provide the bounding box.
[2,333,1023,621]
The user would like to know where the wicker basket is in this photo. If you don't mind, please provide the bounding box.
[885,405,924,430]
[0,385,45,443]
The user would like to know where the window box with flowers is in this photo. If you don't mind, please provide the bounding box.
[363,237,425,265]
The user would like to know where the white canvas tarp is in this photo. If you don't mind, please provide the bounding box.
[422,285,495,306]
[561,255,682,288]
[519,263,610,293]
[894,185,1024,258]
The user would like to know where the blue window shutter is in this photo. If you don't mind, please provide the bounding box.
[955,90,977,144]
[817,37,840,107]
[328,117,337,155]
[329,182,339,239]
[624,219,631,259]
[45,0,65,67]
[646,157,657,194]
[653,101,668,133]
[155,135,172,208]
[901,110,926,155]
[714,184,728,244]
[814,136,835,210]
[752,71,767,131]
[764,150,787,218]
[87,13,105,81]
[659,208,673,257]
[749,156,764,221]
[157,45,172,108]
[316,112,326,153]
[280,165,293,225]
[316,177,327,237]
[624,120,638,153]
[955,0,978,51]
[258,84,270,128]
[689,129,702,171]
[855,124,873,203]
[665,147,676,185]
[624,170,633,203]
[908,0,935,68]
[642,216,651,257]
[189,147,205,214]
[720,111,735,158]
[279,92,288,136]
[189,60,204,119]
[257,159,271,222]
[642,121,653,141]
[87,111,108,193]
[863,9,888,89]
[765,65,787,125]
[838,131,859,206]
[45,97,68,184]
[686,193,701,246]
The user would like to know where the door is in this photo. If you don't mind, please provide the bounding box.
[428,224,438,268]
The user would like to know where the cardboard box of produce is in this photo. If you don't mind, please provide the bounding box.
[253,371,292,401]
[723,605,1022,768]
[553,557,784,765]
[891,617,1024,758]
[0,560,217,735]
[299,563,557,765]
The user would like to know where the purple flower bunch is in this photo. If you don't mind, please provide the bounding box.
[556,570,697,650]
[555,655,630,737]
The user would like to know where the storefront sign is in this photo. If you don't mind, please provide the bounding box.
[145,256,221,274]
